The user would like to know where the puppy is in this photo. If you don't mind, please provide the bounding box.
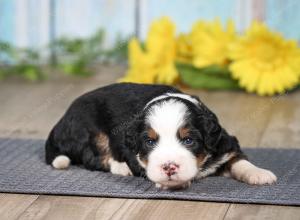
[45,83,276,189]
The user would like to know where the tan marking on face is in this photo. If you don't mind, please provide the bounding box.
[147,127,158,140]
[141,157,148,166]
[178,127,190,139]
[137,154,148,168]
[95,132,111,169]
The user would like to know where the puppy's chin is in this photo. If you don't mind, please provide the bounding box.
[155,180,191,190]
[147,169,197,190]
[146,161,198,190]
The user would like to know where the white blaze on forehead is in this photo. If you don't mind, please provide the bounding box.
[146,100,187,135]
[145,93,199,109]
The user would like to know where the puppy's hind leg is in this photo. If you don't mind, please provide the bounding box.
[45,133,70,170]
[82,147,109,171]
[229,159,277,185]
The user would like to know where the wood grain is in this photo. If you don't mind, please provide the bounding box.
[109,199,229,220]
[224,204,300,220]
[18,196,128,220]
[259,93,300,148]
[0,193,38,220]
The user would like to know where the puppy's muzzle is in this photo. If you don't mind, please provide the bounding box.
[161,162,179,177]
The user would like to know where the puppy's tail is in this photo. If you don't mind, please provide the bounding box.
[45,131,71,170]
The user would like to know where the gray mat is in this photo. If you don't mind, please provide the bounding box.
[0,138,299,206]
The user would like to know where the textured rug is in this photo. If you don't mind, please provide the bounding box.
[0,138,299,206]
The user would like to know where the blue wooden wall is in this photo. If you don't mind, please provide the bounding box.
[0,0,299,49]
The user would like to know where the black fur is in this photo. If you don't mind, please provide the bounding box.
[45,82,246,177]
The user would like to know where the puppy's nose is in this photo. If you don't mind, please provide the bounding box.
[162,162,179,176]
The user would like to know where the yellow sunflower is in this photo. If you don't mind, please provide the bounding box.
[147,17,178,84]
[121,17,178,85]
[120,38,156,84]
[229,22,300,96]
[176,33,193,63]
[191,19,236,68]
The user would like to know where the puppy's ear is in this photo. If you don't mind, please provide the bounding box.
[120,118,146,177]
[198,114,240,154]
[198,115,221,152]
[125,118,144,154]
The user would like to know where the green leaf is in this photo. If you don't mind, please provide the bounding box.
[177,63,240,90]
[60,60,92,77]
[24,68,39,81]
[52,28,110,76]
[104,34,130,62]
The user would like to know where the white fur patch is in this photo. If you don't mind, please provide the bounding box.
[230,159,277,185]
[197,153,235,178]
[147,99,187,135]
[145,93,199,109]
[52,155,70,169]
[145,100,198,188]
[108,158,132,176]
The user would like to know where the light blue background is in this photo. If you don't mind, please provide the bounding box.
[0,0,299,48]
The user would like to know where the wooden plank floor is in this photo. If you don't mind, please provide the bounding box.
[1,65,299,220]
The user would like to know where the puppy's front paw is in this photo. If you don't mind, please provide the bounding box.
[109,159,132,176]
[239,167,277,185]
[231,159,277,185]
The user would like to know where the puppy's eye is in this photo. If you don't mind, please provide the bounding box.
[182,137,194,146]
[145,139,156,147]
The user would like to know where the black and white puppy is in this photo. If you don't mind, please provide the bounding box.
[45,83,276,189]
